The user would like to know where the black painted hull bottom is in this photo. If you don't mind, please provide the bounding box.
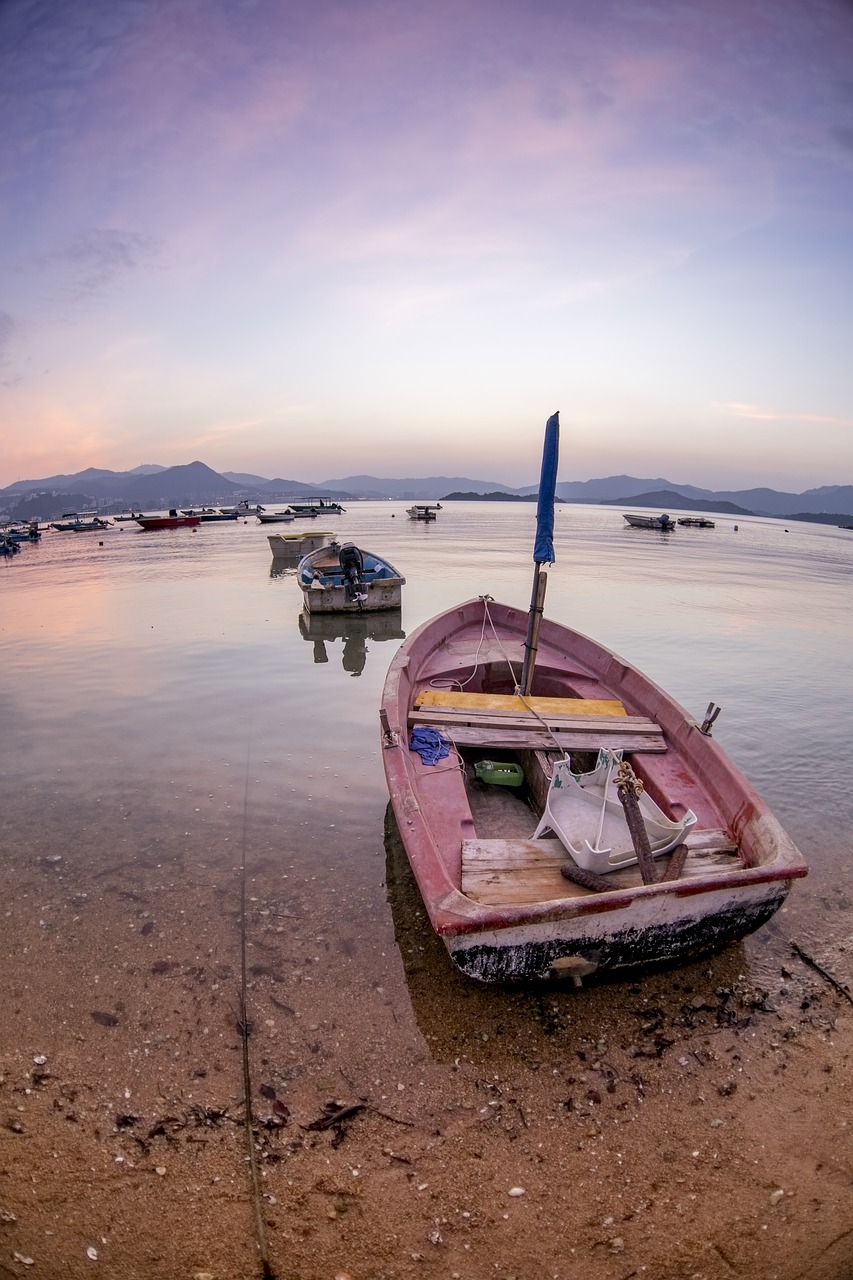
[446,892,789,983]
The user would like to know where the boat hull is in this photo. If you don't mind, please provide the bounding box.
[50,519,110,532]
[268,531,334,559]
[623,513,675,530]
[298,543,405,614]
[444,874,788,982]
[288,500,346,515]
[302,581,404,613]
[135,516,201,529]
[380,598,806,983]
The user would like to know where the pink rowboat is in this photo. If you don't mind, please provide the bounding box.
[380,596,807,983]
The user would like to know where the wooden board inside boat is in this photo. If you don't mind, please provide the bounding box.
[461,831,743,905]
[459,744,741,904]
[410,707,665,753]
[414,690,627,716]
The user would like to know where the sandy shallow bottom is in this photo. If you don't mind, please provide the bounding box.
[1,809,851,1280]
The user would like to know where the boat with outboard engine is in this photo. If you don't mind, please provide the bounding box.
[406,503,442,521]
[287,497,346,516]
[622,512,676,530]
[298,540,404,613]
[50,513,112,532]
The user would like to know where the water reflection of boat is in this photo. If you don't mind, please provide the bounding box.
[384,802,486,1057]
[298,609,404,675]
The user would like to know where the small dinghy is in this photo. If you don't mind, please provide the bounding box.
[622,512,676,530]
[298,540,405,613]
[407,503,441,521]
[256,510,296,523]
[50,513,111,532]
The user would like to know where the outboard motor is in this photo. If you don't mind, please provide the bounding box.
[339,543,367,603]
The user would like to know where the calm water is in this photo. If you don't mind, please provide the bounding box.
[2,502,852,980]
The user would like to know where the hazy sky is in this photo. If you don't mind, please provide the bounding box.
[2,0,852,491]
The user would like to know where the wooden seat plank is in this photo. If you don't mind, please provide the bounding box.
[460,831,741,905]
[410,708,661,733]
[409,707,666,754]
[415,690,626,717]
[435,725,667,752]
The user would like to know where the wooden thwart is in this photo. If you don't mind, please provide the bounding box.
[409,707,665,754]
[415,689,627,717]
[460,830,741,905]
[426,725,665,752]
[410,709,658,733]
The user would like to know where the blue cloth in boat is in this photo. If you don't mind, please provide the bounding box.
[409,725,450,765]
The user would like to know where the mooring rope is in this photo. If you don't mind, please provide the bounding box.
[424,596,571,764]
[239,743,276,1279]
[427,596,495,693]
[481,598,570,757]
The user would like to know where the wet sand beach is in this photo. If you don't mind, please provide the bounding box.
[1,801,851,1280]
[2,509,852,1278]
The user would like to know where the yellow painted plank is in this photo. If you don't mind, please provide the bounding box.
[415,690,626,717]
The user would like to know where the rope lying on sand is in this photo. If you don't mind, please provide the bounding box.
[240,749,277,1280]
[790,940,853,1006]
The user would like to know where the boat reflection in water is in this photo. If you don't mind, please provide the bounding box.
[297,608,404,676]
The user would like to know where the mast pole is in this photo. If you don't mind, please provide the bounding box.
[520,565,547,694]
[520,411,560,697]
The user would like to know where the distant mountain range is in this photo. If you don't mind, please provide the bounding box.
[2,461,853,522]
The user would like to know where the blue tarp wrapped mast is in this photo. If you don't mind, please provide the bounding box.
[521,411,559,694]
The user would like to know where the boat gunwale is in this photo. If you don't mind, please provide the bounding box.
[297,544,406,587]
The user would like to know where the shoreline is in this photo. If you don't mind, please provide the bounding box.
[1,829,851,1280]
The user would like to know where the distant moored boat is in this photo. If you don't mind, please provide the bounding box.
[622,512,676,530]
[135,510,201,530]
[406,503,441,521]
[298,540,404,613]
